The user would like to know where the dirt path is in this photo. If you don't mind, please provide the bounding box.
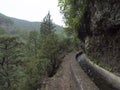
[41,52,99,90]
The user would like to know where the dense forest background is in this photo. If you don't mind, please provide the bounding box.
[0,11,80,90]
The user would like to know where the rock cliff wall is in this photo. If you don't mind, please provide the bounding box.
[80,0,120,73]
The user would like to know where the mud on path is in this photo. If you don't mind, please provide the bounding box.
[41,52,98,90]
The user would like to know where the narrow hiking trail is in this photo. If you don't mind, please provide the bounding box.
[41,52,98,90]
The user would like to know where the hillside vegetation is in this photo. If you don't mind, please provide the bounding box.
[0,13,63,32]
[0,11,80,90]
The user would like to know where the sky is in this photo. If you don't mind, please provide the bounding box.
[0,0,64,26]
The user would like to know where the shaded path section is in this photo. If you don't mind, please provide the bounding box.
[41,52,99,90]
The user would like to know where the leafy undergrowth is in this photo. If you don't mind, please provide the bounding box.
[92,59,113,72]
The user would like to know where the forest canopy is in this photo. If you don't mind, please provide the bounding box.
[0,12,80,90]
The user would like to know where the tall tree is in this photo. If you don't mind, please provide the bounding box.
[27,30,39,58]
[39,12,61,76]
[40,12,55,38]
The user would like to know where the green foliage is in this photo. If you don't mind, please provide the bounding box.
[93,59,100,65]
[59,0,87,27]
[0,12,75,90]
[40,12,55,38]
[26,30,39,57]
[23,12,63,89]
[0,35,24,90]
[39,12,62,76]
[93,59,113,72]
[22,30,41,90]
[11,28,30,40]
[58,0,87,41]
[39,33,60,70]
[21,57,51,90]
[0,27,7,35]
